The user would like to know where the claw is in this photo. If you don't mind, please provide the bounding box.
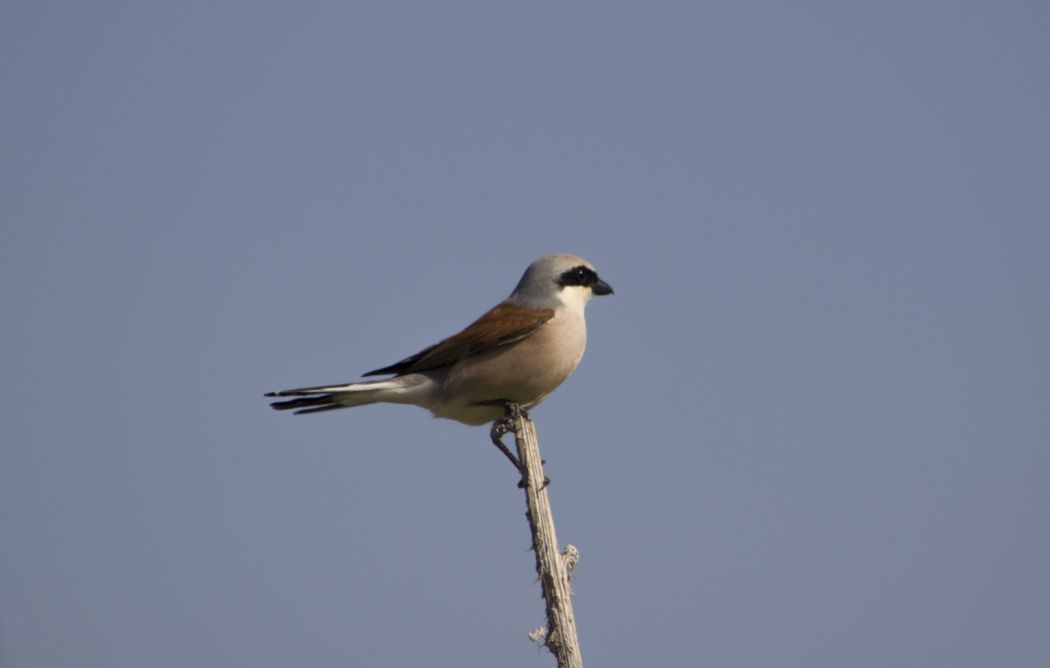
[518,474,551,490]
[490,415,524,474]
[485,401,546,487]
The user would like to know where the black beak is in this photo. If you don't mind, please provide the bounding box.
[591,278,614,296]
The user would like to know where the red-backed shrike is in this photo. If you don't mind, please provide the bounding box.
[266,254,613,426]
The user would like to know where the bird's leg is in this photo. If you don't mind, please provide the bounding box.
[479,400,540,487]
[489,415,524,473]
[512,405,551,489]
[505,402,529,422]
[480,401,550,488]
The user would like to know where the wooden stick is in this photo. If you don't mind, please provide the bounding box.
[508,404,583,668]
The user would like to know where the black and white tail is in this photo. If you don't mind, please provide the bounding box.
[265,379,403,415]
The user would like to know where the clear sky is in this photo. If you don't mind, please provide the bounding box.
[2,2,1048,666]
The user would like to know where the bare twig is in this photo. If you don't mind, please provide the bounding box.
[506,403,583,668]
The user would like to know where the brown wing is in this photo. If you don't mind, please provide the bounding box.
[362,303,555,376]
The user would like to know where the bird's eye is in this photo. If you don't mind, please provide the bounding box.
[557,265,597,288]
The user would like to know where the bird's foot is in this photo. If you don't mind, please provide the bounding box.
[480,401,550,489]
[489,411,525,476]
[507,403,530,422]
[481,400,542,487]
[527,474,552,491]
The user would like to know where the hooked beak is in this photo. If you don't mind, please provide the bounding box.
[591,278,614,296]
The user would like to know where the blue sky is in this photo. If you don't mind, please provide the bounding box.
[3,2,1049,666]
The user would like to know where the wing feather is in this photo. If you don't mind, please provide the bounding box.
[363,303,555,376]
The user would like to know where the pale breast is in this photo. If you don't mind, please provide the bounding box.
[439,308,588,409]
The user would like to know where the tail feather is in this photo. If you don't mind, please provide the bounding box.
[269,395,339,412]
[290,403,357,416]
[268,391,380,415]
[266,382,366,397]
[265,378,409,416]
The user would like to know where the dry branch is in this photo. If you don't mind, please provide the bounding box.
[506,404,583,668]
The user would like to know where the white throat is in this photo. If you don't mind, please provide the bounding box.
[557,285,592,313]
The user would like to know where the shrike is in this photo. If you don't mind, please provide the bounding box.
[266,254,613,427]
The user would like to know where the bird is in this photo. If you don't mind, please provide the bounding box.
[265,254,613,428]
